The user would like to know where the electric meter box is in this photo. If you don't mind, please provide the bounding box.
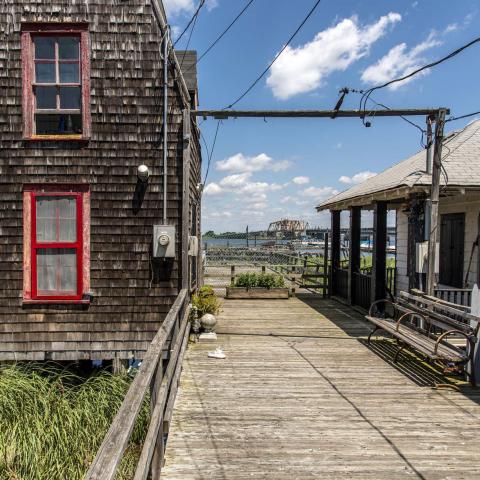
[415,241,439,274]
[153,225,176,258]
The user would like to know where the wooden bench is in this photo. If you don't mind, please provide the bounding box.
[365,290,479,385]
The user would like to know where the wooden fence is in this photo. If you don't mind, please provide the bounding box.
[85,289,190,480]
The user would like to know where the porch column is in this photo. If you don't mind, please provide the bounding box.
[371,201,387,304]
[330,210,341,295]
[348,206,361,305]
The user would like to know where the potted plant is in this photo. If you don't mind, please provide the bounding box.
[191,285,221,332]
[226,273,290,299]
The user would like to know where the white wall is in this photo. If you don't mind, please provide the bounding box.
[395,208,409,293]
[439,194,480,288]
[394,193,480,294]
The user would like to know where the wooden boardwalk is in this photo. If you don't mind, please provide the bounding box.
[161,295,480,479]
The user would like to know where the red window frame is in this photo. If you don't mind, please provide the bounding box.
[31,192,83,301]
[21,23,90,140]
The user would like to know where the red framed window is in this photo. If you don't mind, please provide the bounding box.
[31,192,83,300]
[21,23,90,140]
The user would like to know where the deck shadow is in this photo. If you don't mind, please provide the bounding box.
[296,293,480,401]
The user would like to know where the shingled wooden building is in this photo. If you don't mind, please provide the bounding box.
[0,0,202,362]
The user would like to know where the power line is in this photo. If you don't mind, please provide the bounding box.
[178,2,202,70]
[193,0,256,68]
[359,35,480,114]
[225,0,323,109]
[173,0,206,47]
[203,120,222,184]
[446,110,480,123]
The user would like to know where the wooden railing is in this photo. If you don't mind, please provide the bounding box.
[333,268,349,300]
[85,289,190,480]
[434,287,472,307]
[353,272,372,310]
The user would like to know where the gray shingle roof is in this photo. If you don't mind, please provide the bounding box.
[317,119,480,210]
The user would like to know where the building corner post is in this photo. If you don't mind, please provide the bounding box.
[348,206,361,305]
[371,201,387,304]
[330,210,341,296]
[426,109,447,296]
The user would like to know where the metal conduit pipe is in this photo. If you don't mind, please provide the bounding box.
[163,29,169,224]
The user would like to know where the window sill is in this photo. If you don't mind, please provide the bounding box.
[24,135,88,142]
[23,299,91,305]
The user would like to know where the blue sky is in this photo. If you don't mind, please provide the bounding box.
[165,0,479,232]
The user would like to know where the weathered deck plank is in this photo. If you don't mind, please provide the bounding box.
[161,295,480,479]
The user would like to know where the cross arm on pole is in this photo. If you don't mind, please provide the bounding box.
[192,109,450,119]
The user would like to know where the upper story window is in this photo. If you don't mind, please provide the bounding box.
[21,24,90,140]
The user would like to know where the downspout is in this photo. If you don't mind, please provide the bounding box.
[163,29,169,224]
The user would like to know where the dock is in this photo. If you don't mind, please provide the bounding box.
[161,295,480,479]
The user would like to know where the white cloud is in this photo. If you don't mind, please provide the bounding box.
[210,211,232,218]
[266,12,401,99]
[443,23,458,34]
[216,153,291,173]
[301,186,339,201]
[164,0,218,17]
[219,172,252,188]
[339,171,377,184]
[239,182,283,195]
[203,182,223,195]
[361,33,441,89]
[292,176,310,185]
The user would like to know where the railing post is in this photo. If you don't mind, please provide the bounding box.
[323,232,329,298]
[230,265,235,285]
[348,207,361,305]
[371,201,387,305]
[331,210,341,296]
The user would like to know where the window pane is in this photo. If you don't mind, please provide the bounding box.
[36,86,57,109]
[59,62,79,83]
[35,114,82,135]
[34,37,55,59]
[60,87,81,109]
[37,248,77,295]
[59,37,80,59]
[35,62,56,83]
[36,196,77,242]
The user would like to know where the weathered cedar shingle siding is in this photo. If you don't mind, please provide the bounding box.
[0,1,201,360]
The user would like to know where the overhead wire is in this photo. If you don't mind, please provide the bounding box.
[358,35,480,117]
[203,120,222,185]
[178,2,202,69]
[446,110,480,123]
[173,0,206,47]
[224,0,323,109]
[186,0,256,70]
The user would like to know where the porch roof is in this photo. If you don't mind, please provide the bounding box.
[317,120,480,211]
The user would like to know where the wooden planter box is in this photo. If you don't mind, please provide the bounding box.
[226,287,290,299]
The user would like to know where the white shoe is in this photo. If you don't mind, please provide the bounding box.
[208,347,226,359]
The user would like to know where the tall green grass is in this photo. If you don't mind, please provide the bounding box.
[0,363,149,480]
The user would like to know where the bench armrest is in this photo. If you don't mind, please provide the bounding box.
[395,311,426,332]
[368,299,397,317]
[434,329,472,355]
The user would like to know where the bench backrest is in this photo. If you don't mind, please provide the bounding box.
[397,290,479,337]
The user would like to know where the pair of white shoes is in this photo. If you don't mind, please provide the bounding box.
[208,347,226,359]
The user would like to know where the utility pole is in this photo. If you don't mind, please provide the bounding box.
[426,109,447,296]
[246,225,249,248]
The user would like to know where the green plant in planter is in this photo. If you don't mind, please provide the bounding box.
[192,284,221,317]
[233,272,285,290]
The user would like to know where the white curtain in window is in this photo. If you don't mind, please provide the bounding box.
[37,248,77,293]
[36,196,76,242]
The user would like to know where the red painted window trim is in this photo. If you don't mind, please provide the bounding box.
[31,191,83,301]
[21,23,90,140]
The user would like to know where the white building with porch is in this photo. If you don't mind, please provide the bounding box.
[317,120,480,310]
